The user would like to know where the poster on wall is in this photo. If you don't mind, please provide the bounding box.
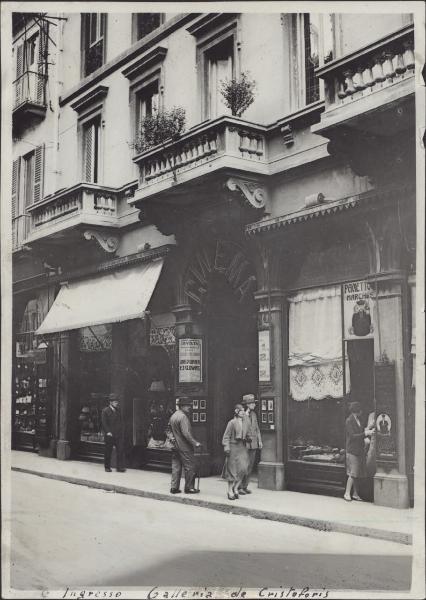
[179,338,202,383]
[343,280,375,340]
[258,330,271,382]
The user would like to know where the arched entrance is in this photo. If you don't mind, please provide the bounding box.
[182,239,258,473]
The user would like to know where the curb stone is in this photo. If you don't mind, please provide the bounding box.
[12,466,412,546]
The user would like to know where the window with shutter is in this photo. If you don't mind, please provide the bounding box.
[37,24,48,104]
[15,44,24,106]
[83,119,100,183]
[12,158,21,250]
[33,145,45,205]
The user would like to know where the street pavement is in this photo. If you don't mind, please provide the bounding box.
[10,450,414,545]
[7,471,412,593]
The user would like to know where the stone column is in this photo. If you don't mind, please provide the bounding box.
[56,331,78,460]
[255,289,287,490]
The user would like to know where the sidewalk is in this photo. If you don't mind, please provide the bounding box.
[11,450,414,545]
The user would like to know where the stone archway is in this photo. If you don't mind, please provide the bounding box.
[181,239,259,472]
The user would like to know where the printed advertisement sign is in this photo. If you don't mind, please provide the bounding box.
[258,330,271,382]
[343,280,375,340]
[179,338,202,383]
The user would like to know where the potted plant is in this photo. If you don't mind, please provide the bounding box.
[135,106,186,154]
[219,71,257,118]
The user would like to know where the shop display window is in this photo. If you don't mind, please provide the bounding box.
[288,285,347,465]
[13,360,37,434]
[146,382,175,449]
[288,284,376,467]
[78,349,111,443]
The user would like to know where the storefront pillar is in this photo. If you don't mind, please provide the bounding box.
[373,279,410,508]
[56,331,78,460]
[255,289,287,490]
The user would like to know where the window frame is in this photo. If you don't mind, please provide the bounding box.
[132,13,165,43]
[285,13,336,112]
[81,13,107,78]
[81,114,102,184]
[197,24,239,121]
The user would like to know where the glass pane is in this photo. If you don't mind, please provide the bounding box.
[78,351,110,443]
[304,14,320,104]
[288,396,345,464]
[90,14,97,45]
[137,13,161,40]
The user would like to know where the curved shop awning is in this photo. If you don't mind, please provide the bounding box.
[36,259,164,335]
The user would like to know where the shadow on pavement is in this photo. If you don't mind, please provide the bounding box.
[98,552,412,590]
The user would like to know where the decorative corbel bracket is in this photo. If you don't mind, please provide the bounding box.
[83,229,119,254]
[226,177,269,210]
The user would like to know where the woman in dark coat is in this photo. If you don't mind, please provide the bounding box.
[344,401,374,501]
[222,404,250,500]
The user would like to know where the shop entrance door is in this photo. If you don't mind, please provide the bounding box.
[205,274,258,473]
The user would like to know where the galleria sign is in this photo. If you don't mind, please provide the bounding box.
[184,240,257,306]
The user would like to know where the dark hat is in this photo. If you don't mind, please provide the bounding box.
[177,396,193,407]
[242,394,257,405]
[108,393,120,402]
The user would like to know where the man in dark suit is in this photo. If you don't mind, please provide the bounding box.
[101,393,126,472]
[168,397,201,494]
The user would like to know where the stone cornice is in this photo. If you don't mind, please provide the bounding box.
[122,46,168,81]
[70,85,108,114]
[246,184,415,236]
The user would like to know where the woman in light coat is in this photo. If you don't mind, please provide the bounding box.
[222,404,250,500]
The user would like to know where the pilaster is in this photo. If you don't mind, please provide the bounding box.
[255,288,287,490]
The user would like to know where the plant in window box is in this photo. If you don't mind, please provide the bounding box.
[219,71,257,118]
[135,106,186,154]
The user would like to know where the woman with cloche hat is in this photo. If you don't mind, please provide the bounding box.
[222,404,250,500]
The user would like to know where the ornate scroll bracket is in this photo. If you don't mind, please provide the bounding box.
[83,229,119,254]
[226,177,269,210]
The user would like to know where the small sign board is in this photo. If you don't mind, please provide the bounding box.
[258,330,271,382]
[343,280,375,340]
[179,338,202,383]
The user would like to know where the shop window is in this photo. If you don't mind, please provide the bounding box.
[202,35,235,119]
[82,13,106,77]
[82,116,101,183]
[77,326,112,444]
[288,283,376,469]
[133,13,164,42]
[288,285,347,465]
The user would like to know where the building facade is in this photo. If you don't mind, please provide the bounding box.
[11,10,417,508]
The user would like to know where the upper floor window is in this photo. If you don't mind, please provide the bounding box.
[82,13,106,77]
[133,13,164,42]
[204,36,235,119]
[304,14,334,105]
[12,146,44,249]
[136,81,159,131]
[286,13,335,111]
[82,117,101,183]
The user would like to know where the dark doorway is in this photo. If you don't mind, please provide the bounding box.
[204,272,258,472]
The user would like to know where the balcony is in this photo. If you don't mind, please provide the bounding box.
[13,71,47,128]
[25,184,119,245]
[312,24,414,139]
[131,116,268,204]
